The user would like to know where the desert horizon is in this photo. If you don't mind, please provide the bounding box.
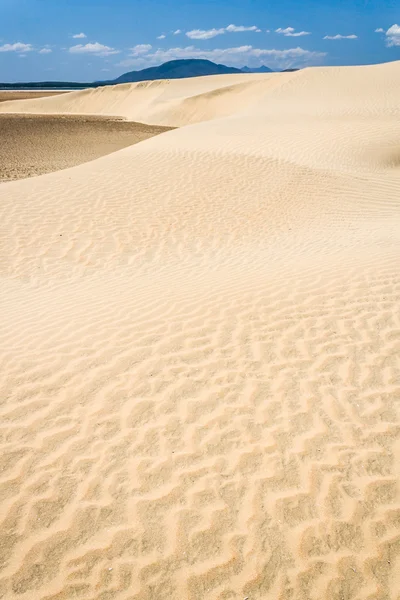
[1,58,400,599]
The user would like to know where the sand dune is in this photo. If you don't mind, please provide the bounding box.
[0,72,276,126]
[1,62,400,600]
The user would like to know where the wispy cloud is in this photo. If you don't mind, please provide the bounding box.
[323,34,357,40]
[72,32,87,39]
[375,28,385,33]
[157,34,166,39]
[0,42,33,53]
[39,48,52,54]
[386,24,400,46]
[186,28,225,40]
[119,44,325,70]
[173,30,182,35]
[275,27,311,37]
[225,24,259,33]
[186,24,260,40]
[69,42,120,56]
[130,44,153,55]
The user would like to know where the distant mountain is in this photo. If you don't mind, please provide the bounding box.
[109,59,243,84]
[241,65,274,73]
[0,59,287,91]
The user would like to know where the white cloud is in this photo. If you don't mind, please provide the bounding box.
[119,44,326,71]
[225,24,259,33]
[323,34,357,40]
[186,28,226,40]
[39,48,52,54]
[73,33,87,39]
[130,44,153,55]
[373,24,400,46]
[386,24,400,46]
[173,29,182,35]
[157,34,166,39]
[275,27,311,37]
[0,42,33,53]
[69,42,120,56]
[186,24,260,40]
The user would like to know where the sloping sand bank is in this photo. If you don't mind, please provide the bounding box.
[1,62,400,600]
[0,72,278,126]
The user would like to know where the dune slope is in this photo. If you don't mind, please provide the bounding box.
[0,72,277,126]
[1,62,400,600]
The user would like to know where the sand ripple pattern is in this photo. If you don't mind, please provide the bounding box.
[1,61,400,599]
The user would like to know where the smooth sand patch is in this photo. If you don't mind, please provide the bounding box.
[0,62,400,600]
[0,114,172,181]
[0,91,68,103]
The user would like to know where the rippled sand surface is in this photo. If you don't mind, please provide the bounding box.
[1,62,400,600]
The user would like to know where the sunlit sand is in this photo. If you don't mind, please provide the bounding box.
[1,62,400,599]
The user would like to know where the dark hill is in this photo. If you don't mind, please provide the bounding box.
[109,59,243,84]
[241,65,274,73]
[0,59,281,90]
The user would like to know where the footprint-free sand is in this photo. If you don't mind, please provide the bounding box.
[0,91,67,103]
[0,62,400,600]
[0,114,172,181]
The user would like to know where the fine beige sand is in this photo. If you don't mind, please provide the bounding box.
[0,114,172,181]
[1,62,400,600]
[0,91,67,103]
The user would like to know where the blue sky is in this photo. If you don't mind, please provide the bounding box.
[0,0,399,82]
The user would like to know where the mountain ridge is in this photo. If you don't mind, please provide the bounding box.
[0,58,282,89]
[241,65,274,73]
[109,59,244,84]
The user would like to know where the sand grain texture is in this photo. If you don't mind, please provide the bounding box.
[1,63,400,600]
[0,114,172,181]
[0,91,67,103]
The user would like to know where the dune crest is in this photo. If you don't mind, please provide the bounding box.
[0,72,281,125]
[1,61,400,599]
